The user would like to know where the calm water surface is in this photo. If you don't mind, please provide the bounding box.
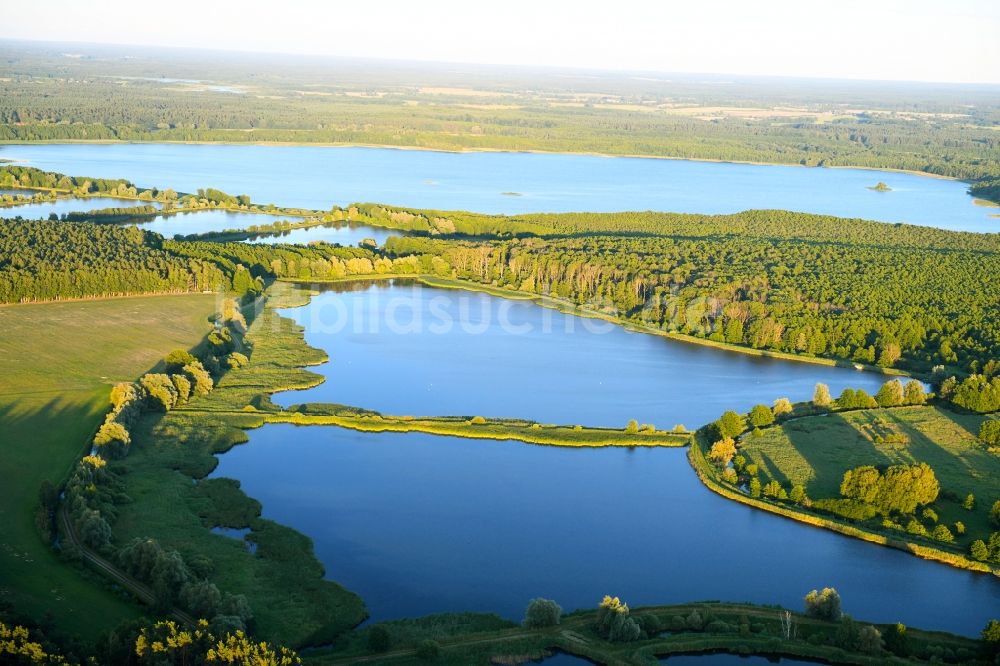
[246,222,400,247]
[0,196,160,218]
[274,281,891,428]
[1,144,993,231]
[211,427,1000,634]
[131,209,289,237]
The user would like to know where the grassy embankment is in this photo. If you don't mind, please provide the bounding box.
[304,601,982,666]
[691,405,1000,575]
[0,293,217,638]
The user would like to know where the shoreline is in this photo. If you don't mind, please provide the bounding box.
[0,138,970,185]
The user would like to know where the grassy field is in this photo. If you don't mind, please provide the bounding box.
[737,406,1000,557]
[0,294,218,640]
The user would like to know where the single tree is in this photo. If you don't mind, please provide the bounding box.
[813,383,832,408]
[749,404,775,428]
[523,598,562,628]
[804,588,842,621]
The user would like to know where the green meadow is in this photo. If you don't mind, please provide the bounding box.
[0,294,217,638]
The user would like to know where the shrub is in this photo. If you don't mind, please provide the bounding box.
[812,498,877,521]
[523,598,561,628]
[749,404,774,428]
[708,438,737,467]
[715,410,746,439]
[140,373,178,412]
[857,625,883,655]
[165,349,197,372]
[367,625,390,653]
[932,524,954,542]
[970,539,989,561]
[804,587,842,620]
[772,397,793,417]
[790,485,806,504]
[763,480,786,500]
[469,415,487,425]
[415,639,440,660]
[991,500,1000,527]
[171,373,192,403]
[905,519,929,537]
[980,420,1000,445]
[625,419,638,434]
[225,352,249,369]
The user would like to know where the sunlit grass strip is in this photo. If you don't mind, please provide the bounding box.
[249,410,692,448]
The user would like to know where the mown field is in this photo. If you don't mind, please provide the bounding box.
[0,293,217,638]
[738,406,1000,551]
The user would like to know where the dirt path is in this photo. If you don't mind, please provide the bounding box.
[58,505,196,625]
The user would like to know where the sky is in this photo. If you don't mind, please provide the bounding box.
[3,0,1000,84]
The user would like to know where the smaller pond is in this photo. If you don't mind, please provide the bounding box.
[130,210,290,237]
[245,222,401,247]
[209,526,256,554]
[0,196,162,219]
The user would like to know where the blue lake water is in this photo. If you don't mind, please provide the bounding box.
[246,222,400,247]
[0,196,161,218]
[212,427,1000,634]
[273,281,891,429]
[207,280,1000,635]
[1,144,993,232]
[131,209,290,237]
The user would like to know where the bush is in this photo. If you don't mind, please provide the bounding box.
[804,587,842,620]
[140,373,178,412]
[165,349,197,372]
[749,404,774,428]
[980,420,1000,445]
[970,539,989,561]
[415,639,440,660]
[470,415,487,425]
[857,625,883,655]
[523,598,561,628]
[367,625,390,653]
[932,524,954,542]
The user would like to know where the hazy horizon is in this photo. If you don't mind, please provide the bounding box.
[2,0,999,85]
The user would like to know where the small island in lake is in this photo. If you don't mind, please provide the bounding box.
[500,191,523,196]
[868,181,892,192]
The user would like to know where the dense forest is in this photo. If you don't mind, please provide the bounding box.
[4,196,1000,375]
[1,43,998,198]
[0,218,225,301]
[376,234,1000,375]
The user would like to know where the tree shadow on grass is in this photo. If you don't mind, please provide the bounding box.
[781,410,893,499]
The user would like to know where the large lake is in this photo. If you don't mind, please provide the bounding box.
[1,144,994,232]
[213,428,999,635]
[209,281,1000,635]
[274,281,891,428]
